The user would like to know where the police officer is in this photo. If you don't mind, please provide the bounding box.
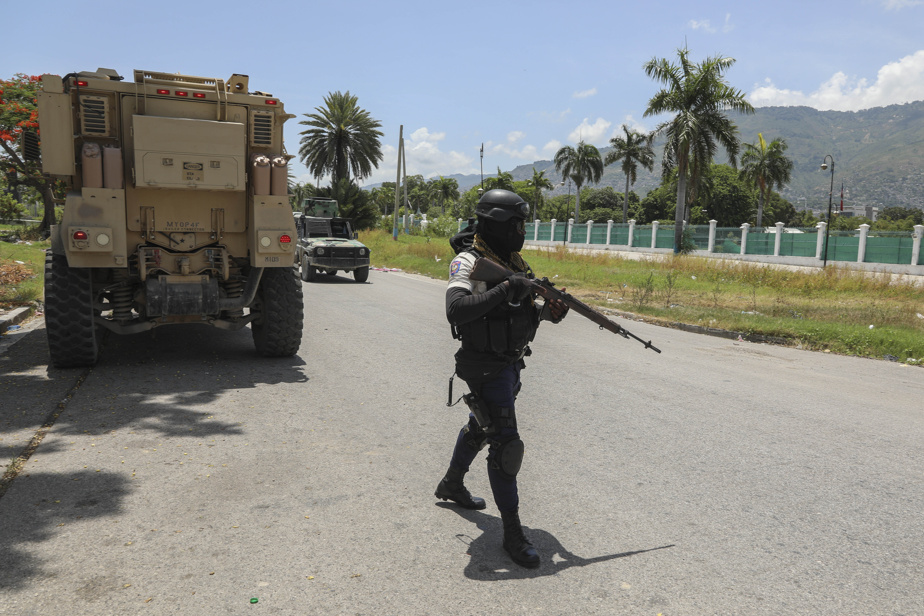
[435,188,568,569]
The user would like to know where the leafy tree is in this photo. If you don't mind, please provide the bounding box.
[289,181,316,211]
[483,167,515,191]
[580,186,624,222]
[1,74,62,231]
[643,47,754,251]
[553,141,604,223]
[637,184,674,224]
[762,191,797,227]
[298,91,383,186]
[739,133,793,228]
[369,184,396,216]
[879,206,924,226]
[604,125,656,225]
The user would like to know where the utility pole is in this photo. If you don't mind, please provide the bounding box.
[393,125,403,241]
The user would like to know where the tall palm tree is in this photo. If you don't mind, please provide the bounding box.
[739,133,793,228]
[643,47,754,252]
[604,125,656,223]
[553,141,604,223]
[298,91,384,186]
[527,167,554,215]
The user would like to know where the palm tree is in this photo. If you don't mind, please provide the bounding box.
[298,91,384,186]
[739,133,793,228]
[483,167,515,192]
[526,167,554,215]
[431,176,460,214]
[604,125,656,223]
[553,141,604,223]
[643,47,754,252]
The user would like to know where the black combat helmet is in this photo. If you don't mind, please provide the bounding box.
[475,189,530,222]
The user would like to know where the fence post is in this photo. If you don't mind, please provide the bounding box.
[708,220,717,253]
[815,222,827,259]
[650,221,658,249]
[534,218,540,241]
[912,225,924,266]
[774,222,785,256]
[586,220,594,244]
[627,220,636,248]
[458,218,463,232]
[567,218,574,244]
[857,224,870,263]
[740,223,750,255]
[606,219,614,245]
[550,219,557,242]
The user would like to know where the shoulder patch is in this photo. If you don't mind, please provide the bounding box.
[450,261,462,277]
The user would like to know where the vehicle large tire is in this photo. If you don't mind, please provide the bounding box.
[44,252,99,368]
[353,266,369,283]
[251,266,304,357]
[299,254,311,282]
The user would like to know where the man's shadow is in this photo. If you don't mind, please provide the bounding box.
[436,503,675,580]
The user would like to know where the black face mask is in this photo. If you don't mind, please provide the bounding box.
[481,218,525,255]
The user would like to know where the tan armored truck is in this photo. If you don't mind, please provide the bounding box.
[35,68,304,368]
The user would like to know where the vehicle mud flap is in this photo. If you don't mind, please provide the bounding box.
[145,276,220,317]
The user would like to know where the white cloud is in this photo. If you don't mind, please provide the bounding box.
[723,13,735,32]
[573,88,597,99]
[568,117,612,144]
[881,0,923,9]
[619,114,650,135]
[356,127,474,185]
[506,131,526,143]
[688,19,716,33]
[749,50,924,111]
[542,140,562,157]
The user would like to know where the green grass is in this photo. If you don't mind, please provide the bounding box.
[0,237,49,307]
[361,229,924,365]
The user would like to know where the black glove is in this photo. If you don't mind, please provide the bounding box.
[506,272,533,303]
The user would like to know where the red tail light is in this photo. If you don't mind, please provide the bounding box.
[175,90,188,97]
[279,234,292,244]
[156,89,170,95]
[76,80,89,87]
[265,99,278,105]
[193,92,206,98]
[73,230,88,241]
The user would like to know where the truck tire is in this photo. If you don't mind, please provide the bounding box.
[44,252,99,368]
[300,254,311,282]
[251,266,303,357]
[353,266,369,283]
[303,263,317,282]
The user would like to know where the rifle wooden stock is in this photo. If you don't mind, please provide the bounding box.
[469,257,662,353]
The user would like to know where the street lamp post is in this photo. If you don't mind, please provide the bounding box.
[821,155,835,267]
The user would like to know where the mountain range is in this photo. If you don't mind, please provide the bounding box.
[448,100,924,212]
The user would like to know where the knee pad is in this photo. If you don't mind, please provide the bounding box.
[489,437,524,480]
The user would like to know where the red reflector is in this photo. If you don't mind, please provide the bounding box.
[193,92,206,98]
[279,234,292,244]
[73,230,89,241]
[76,80,89,87]
[175,90,188,97]
[265,99,278,105]
[156,89,170,95]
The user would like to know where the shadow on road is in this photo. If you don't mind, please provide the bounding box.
[436,503,675,580]
[0,323,309,590]
[0,470,130,591]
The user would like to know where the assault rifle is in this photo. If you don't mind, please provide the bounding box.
[469,257,661,354]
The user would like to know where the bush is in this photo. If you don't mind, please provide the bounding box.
[0,193,26,220]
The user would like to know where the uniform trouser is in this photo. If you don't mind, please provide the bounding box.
[449,362,521,513]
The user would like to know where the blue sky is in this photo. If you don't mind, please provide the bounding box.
[4,0,923,187]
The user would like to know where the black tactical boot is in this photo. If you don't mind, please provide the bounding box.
[435,466,486,510]
[501,509,540,568]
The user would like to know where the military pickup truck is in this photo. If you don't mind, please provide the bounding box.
[295,198,370,283]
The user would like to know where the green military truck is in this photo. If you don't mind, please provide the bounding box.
[35,68,304,368]
[295,198,371,283]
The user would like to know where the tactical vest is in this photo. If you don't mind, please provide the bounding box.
[453,280,539,356]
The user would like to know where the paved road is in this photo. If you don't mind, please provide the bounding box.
[1,269,922,615]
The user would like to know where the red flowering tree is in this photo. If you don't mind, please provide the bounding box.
[1,73,62,231]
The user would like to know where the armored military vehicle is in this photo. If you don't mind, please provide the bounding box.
[295,198,371,282]
[35,68,304,368]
